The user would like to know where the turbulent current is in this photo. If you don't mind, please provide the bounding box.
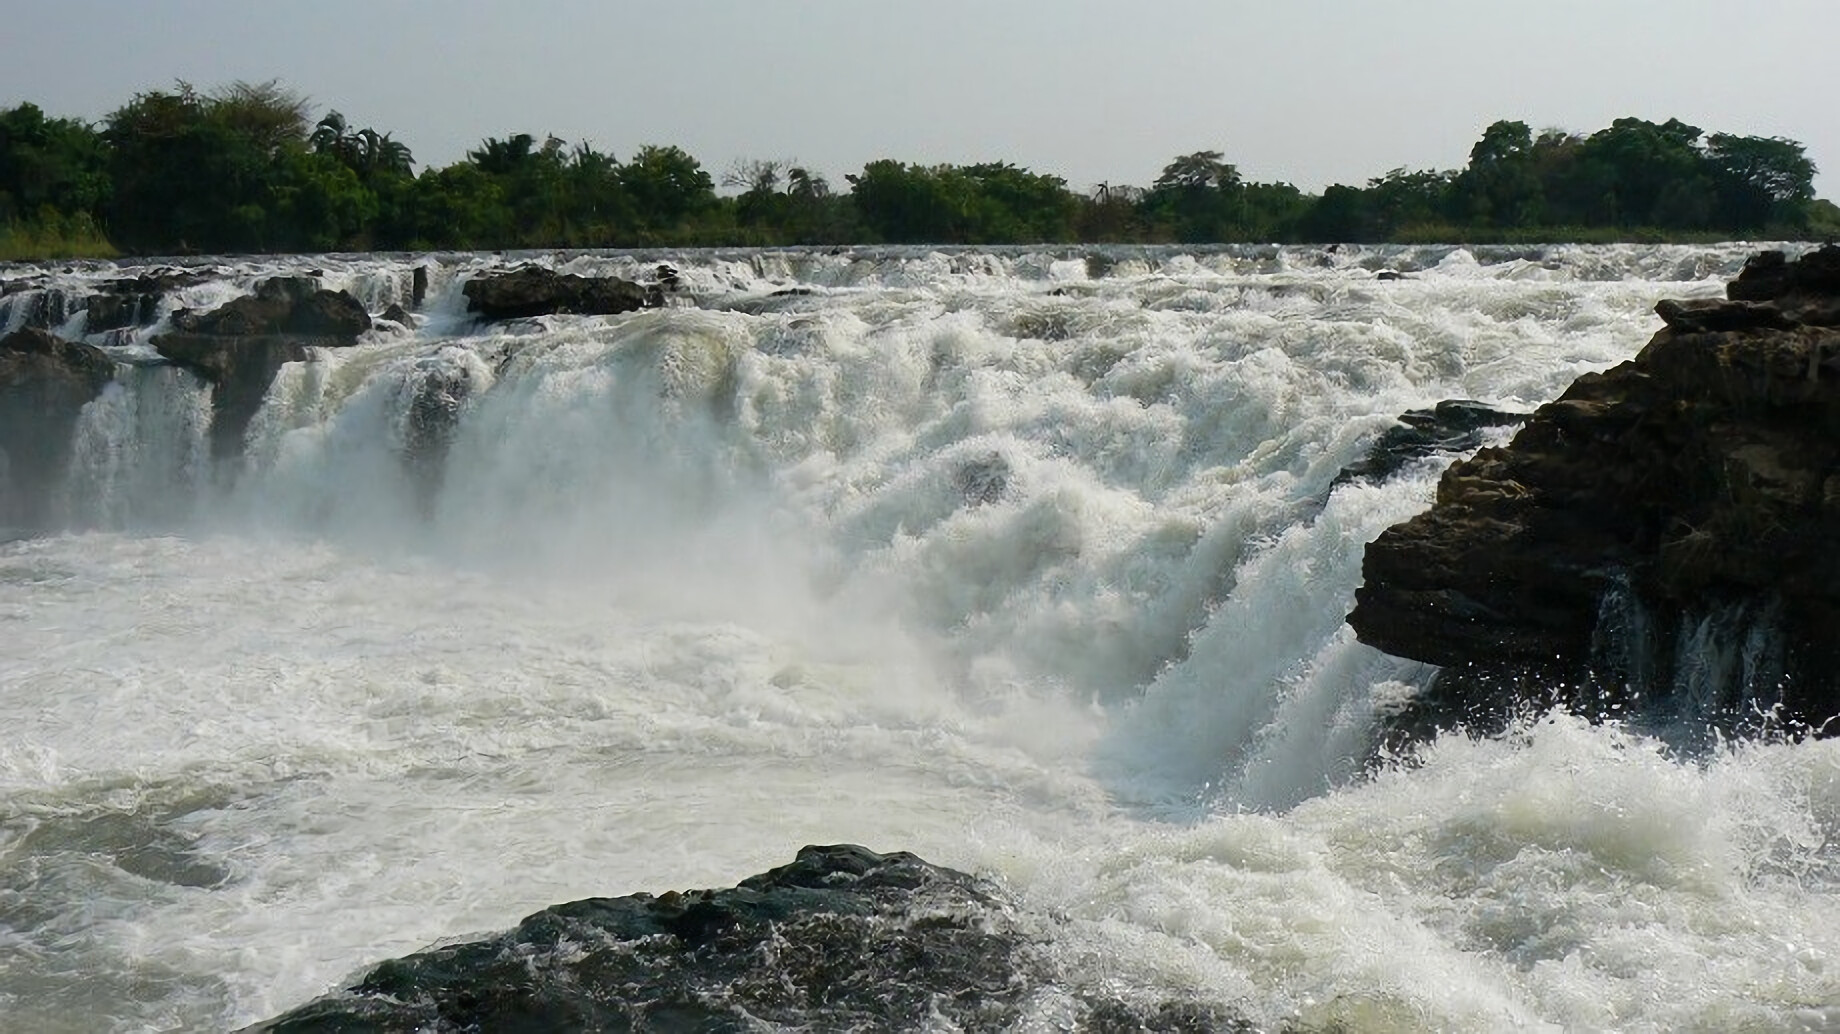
[2,245,1837,1031]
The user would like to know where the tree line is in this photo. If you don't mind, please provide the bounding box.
[2,80,1834,259]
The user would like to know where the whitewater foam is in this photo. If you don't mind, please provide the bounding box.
[2,244,1833,1031]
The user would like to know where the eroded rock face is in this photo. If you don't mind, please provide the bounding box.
[247,844,1249,1033]
[85,268,218,333]
[0,327,116,530]
[153,276,371,458]
[462,266,654,321]
[1350,246,1840,736]
[1334,399,1527,488]
[168,276,371,339]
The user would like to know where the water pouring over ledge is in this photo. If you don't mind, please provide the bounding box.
[2,244,1836,1031]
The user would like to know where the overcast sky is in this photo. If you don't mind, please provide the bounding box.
[4,0,1833,197]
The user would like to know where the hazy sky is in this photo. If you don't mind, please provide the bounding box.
[4,0,1833,197]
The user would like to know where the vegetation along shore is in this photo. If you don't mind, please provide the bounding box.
[2,79,1835,259]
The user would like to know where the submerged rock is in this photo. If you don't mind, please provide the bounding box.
[1350,245,1840,738]
[398,352,481,517]
[248,844,1249,1033]
[462,266,653,321]
[153,276,370,458]
[378,302,416,328]
[954,452,1012,505]
[0,327,116,530]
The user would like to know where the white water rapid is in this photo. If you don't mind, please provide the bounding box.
[2,245,1836,1031]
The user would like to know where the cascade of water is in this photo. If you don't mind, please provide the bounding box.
[59,364,215,530]
[7,245,1840,1033]
[1671,598,1789,732]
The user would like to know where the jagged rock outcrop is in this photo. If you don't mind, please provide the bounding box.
[1350,246,1840,736]
[1334,399,1527,487]
[167,276,371,339]
[247,844,1248,1033]
[154,276,370,458]
[0,327,116,530]
[462,266,656,321]
[85,268,216,333]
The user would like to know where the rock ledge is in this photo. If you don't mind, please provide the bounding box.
[1350,245,1840,736]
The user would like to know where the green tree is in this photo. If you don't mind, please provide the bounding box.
[619,144,716,237]
[1077,182,1148,242]
[959,161,1078,241]
[1575,117,1711,228]
[104,84,271,251]
[847,159,963,242]
[1297,183,1384,242]
[0,102,110,224]
[1146,150,1245,241]
[274,149,376,250]
[405,163,510,247]
[1452,120,1542,226]
[1705,133,1817,230]
[206,79,311,156]
[558,142,633,244]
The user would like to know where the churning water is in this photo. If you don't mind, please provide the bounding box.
[1,245,1836,1031]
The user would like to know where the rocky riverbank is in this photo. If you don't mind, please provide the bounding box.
[1350,245,1840,739]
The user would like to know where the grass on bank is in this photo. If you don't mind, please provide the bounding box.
[0,214,118,262]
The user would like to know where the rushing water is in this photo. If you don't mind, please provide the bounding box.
[2,245,1837,1031]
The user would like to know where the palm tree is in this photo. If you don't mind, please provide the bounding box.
[468,134,537,176]
[310,111,351,158]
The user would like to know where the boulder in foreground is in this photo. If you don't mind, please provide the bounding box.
[248,844,1248,1033]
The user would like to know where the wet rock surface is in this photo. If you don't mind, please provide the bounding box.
[462,266,655,321]
[153,276,370,457]
[85,267,218,332]
[398,351,481,516]
[0,327,116,529]
[248,844,1248,1033]
[1350,246,1840,737]
[1334,399,1527,487]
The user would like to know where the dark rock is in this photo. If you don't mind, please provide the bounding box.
[398,352,478,517]
[1334,399,1527,487]
[411,265,429,309]
[1350,247,1840,739]
[1726,245,1840,302]
[247,844,1250,1033]
[462,266,652,321]
[0,328,116,530]
[16,808,230,890]
[0,286,78,331]
[153,334,313,459]
[170,276,370,340]
[378,303,416,328]
[954,453,1011,505]
[153,277,371,458]
[83,293,149,333]
[1653,297,1796,333]
[1375,270,1410,281]
[82,267,215,332]
[1722,244,1840,327]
